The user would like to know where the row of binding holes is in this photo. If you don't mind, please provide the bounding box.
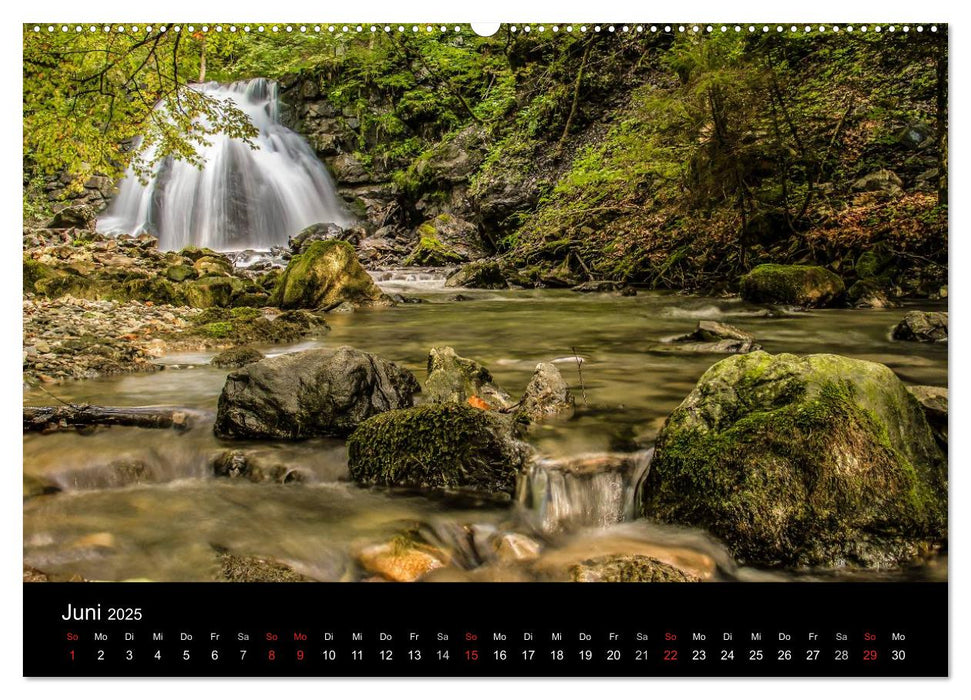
[31,24,940,34]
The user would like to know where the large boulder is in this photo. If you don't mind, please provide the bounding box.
[852,169,904,196]
[269,240,387,310]
[891,311,948,342]
[404,214,483,266]
[347,404,530,499]
[47,204,97,230]
[739,264,845,308]
[444,260,508,289]
[641,351,947,568]
[213,347,420,439]
[518,362,574,421]
[424,346,512,410]
[907,385,947,447]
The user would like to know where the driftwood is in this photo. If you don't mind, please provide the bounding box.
[23,405,192,434]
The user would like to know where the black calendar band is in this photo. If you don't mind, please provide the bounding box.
[24,581,948,677]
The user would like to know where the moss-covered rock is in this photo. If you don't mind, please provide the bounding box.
[424,346,512,409]
[404,214,483,266]
[193,255,234,277]
[739,264,845,308]
[164,264,196,282]
[185,276,237,308]
[444,260,508,289]
[404,226,466,266]
[347,404,530,499]
[570,555,701,582]
[269,240,387,309]
[641,351,946,568]
[211,346,264,369]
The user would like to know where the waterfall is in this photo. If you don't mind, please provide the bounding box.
[97,78,352,251]
[518,450,653,533]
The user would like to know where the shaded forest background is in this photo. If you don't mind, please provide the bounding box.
[23,24,948,294]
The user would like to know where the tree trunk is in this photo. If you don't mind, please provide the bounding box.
[24,405,193,433]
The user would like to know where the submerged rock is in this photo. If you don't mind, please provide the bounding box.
[347,404,530,499]
[891,310,948,342]
[444,260,508,289]
[354,538,449,582]
[210,346,264,369]
[214,547,310,582]
[907,385,948,446]
[424,346,512,410]
[739,264,845,308]
[210,450,306,484]
[269,240,388,309]
[492,532,543,564]
[571,280,631,294]
[664,320,762,354]
[518,362,574,421]
[570,555,701,583]
[214,347,420,439]
[641,351,947,568]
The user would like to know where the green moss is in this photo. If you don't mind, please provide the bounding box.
[643,351,946,568]
[346,404,526,498]
[404,224,465,266]
[270,240,385,309]
[201,321,234,338]
[739,264,845,307]
[23,258,57,293]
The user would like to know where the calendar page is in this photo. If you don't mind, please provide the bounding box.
[22,19,948,678]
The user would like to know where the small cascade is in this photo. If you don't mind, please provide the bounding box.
[518,450,652,533]
[98,78,352,251]
[370,267,451,294]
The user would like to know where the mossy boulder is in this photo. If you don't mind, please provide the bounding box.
[404,214,483,266]
[739,264,845,308]
[404,227,466,266]
[178,245,220,262]
[570,555,701,583]
[193,255,233,277]
[23,257,58,293]
[347,404,530,499]
[214,346,420,439]
[444,260,508,289]
[185,276,237,308]
[641,351,947,568]
[211,346,265,369]
[164,264,196,282]
[424,346,512,409]
[269,240,387,309]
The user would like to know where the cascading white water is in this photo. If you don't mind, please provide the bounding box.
[97,78,352,251]
[518,450,653,533]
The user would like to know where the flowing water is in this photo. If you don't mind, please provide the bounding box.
[23,274,948,582]
[96,78,351,251]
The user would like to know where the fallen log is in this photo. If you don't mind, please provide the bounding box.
[23,405,192,433]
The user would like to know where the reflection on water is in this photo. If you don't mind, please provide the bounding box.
[23,283,947,582]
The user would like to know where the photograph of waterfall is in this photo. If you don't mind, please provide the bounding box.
[23,22,947,588]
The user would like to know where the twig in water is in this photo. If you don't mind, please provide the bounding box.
[571,346,588,405]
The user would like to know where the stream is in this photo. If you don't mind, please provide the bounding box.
[23,271,948,583]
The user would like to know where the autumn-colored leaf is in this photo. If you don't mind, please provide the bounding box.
[467,396,490,411]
